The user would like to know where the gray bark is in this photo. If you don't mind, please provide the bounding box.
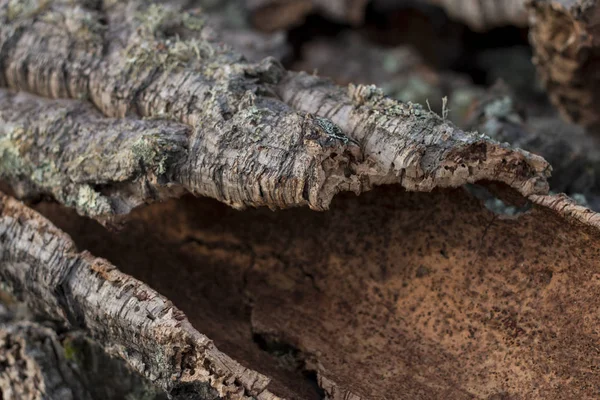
[464,82,600,209]
[0,192,277,399]
[0,0,549,225]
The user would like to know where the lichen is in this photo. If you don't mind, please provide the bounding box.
[125,5,214,74]
[315,117,357,145]
[131,134,176,175]
[348,83,433,120]
[73,185,112,216]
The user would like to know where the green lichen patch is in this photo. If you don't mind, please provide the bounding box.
[348,83,434,121]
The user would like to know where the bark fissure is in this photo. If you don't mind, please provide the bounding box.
[0,0,550,225]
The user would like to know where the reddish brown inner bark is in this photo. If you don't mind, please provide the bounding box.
[33,185,600,399]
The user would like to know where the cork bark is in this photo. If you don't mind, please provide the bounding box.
[0,0,549,224]
[464,82,600,209]
[0,192,280,399]
[527,0,600,128]
[2,183,598,399]
[5,1,600,399]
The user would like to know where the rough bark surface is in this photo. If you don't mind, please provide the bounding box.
[0,192,279,399]
[465,82,600,209]
[0,321,92,400]
[0,0,550,224]
[528,0,600,128]
[4,1,600,399]
[0,318,168,400]
[28,185,600,400]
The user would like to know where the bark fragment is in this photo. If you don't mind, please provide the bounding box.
[0,192,279,399]
[465,83,600,209]
[0,0,550,223]
[28,184,600,399]
[527,0,600,128]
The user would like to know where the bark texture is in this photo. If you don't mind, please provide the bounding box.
[0,192,279,399]
[528,0,600,128]
[465,82,600,209]
[27,185,600,399]
[0,0,550,223]
[0,321,92,400]
[0,319,168,400]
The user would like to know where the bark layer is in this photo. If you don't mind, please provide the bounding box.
[0,192,279,399]
[0,0,550,223]
[28,184,600,399]
[528,0,600,128]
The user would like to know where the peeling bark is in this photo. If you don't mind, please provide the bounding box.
[0,0,549,224]
[527,0,600,128]
[0,192,280,399]
[3,1,600,399]
[465,82,600,209]
[16,184,600,399]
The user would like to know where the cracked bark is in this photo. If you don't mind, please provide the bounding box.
[0,0,549,224]
[3,1,600,399]
[527,0,600,128]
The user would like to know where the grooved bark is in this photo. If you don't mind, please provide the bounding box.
[0,0,550,224]
[0,192,278,399]
[527,0,600,128]
[465,82,600,209]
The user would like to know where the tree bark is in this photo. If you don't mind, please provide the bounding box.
[527,0,600,128]
[464,82,600,209]
[0,319,168,400]
[5,1,600,399]
[0,0,549,224]
[0,192,279,399]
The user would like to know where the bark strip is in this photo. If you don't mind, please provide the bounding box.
[528,0,600,128]
[0,0,550,223]
[0,192,279,399]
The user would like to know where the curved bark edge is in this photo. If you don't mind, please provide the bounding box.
[0,192,280,400]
